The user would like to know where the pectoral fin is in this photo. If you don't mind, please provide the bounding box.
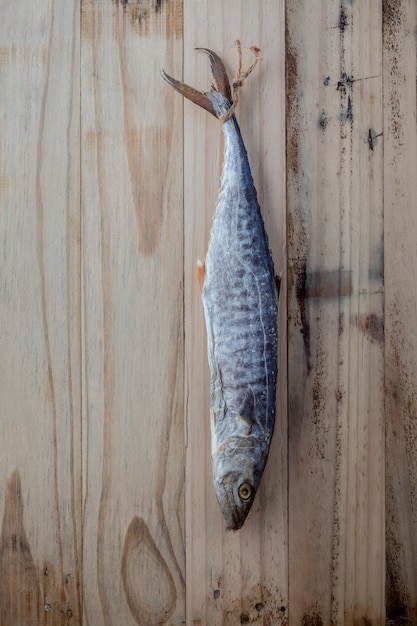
[238,387,256,436]
[197,259,206,293]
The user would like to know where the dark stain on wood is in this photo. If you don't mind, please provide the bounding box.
[288,259,312,376]
[336,73,354,93]
[222,583,286,625]
[43,560,75,623]
[114,0,182,38]
[386,430,417,625]
[386,553,411,626]
[287,210,311,375]
[346,94,353,123]
[319,110,329,132]
[339,7,349,32]
[121,515,177,624]
[382,0,406,145]
[383,2,417,619]
[385,323,417,626]
[286,18,312,377]
[296,258,311,373]
[119,0,165,23]
[285,30,299,178]
[356,313,384,344]
[306,270,352,299]
[0,470,43,624]
[301,611,323,626]
[383,65,413,573]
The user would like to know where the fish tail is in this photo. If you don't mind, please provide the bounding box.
[194,48,232,102]
[161,69,218,117]
[162,42,261,124]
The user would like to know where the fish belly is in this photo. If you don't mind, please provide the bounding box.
[202,182,277,448]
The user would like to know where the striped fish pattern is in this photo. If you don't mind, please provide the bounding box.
[162,44,278,530]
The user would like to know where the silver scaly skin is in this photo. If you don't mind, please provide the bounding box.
[162,45,278,530]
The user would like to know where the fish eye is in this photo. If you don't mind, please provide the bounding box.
[238,482,253,502]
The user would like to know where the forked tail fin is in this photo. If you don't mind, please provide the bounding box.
[161,68,219,117]
[162,42,261,122]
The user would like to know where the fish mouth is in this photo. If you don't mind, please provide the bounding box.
[217,482,253,531]
[212,439,261,530]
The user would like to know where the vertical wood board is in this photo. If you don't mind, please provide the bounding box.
[183,1,287,623]
[81,0,185,624]
[0,1,81,623]
[286,1,385,623]
[383,0,417,622]
[0,0,416,623]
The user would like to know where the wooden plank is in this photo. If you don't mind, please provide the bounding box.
[4,2,415,622]
[183,1,287,623]
[383,0,417,622]
[80,1,185,624]
[0,1,81,623]
[286,1,385,623]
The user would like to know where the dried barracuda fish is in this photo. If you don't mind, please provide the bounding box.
[162,42,278,530]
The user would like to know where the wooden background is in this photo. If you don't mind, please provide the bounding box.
[0,0,416,624]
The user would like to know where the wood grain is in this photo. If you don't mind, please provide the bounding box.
[286,1,385,623]
[0,1,81,623]
[81,1,185,623]
[183,1,287,623]
[1,1,416,623]
[383,0,417,622]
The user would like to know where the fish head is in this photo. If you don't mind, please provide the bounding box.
[212,437,265,530]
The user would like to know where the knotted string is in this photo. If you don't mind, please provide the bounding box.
[219,40,262,124]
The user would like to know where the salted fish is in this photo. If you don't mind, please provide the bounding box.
[162,44,278,530]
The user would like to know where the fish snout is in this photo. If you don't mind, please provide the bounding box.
[212,440,262,530]
[215,479,255,531]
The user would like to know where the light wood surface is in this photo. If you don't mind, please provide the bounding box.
[286,1,385,623]
[0,0,416,624]
[0,1,82,623]
[81,1,185,624]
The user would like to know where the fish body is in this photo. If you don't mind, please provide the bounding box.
[162,47,278,530]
